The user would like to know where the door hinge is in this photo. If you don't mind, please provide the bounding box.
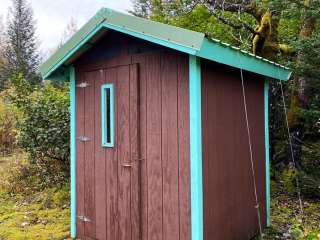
[76,82,90,88]
[77,136,91,142]
[77,215,91,222]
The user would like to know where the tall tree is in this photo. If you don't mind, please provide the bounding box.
[0,16,7,90]
[2,0,40,87]
[131,0,320,199]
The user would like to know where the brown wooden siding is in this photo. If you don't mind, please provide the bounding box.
[201,60,266,240]
[75,31,191,240]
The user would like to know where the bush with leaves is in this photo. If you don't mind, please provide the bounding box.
[8,74,70,179]
[0,92,21,155]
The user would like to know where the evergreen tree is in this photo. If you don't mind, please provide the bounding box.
[0,16,7,90]
[2,0,40,87]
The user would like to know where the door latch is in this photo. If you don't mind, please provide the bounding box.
[77,215,91,222]
[121,157,145,167]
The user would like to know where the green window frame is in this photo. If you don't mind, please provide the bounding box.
[101,83,114,147]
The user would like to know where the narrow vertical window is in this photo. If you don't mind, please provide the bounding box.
[101,84,114,147]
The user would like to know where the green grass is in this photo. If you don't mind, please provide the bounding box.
[263,187,320,240]
[1,152,319,240]
[0,152,70,240]
[0,191,70,240]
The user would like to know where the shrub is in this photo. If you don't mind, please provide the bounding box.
[1,152,69,194]
[8,74,70,179]
[0,93,20,154]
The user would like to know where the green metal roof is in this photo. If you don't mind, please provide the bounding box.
[40,8,291,81]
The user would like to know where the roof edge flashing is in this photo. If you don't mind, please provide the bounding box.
[40,8,292,82]
[196,38,291,81]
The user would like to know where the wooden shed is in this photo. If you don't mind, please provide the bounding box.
[40,8,291,240]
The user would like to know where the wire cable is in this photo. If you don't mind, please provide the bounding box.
[278,79,304,215]
[240,68,264,239]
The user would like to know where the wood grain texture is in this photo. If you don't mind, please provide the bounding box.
[201,60,266,240]
[105,67,118,240]
[94,69,107,239]
[129,64,142,240]
[177,55,191,240]
[146,53,163,240]
[131,54,148,240]
[161,52,179,240]
[117,65,132,240]
[75,31,191,240]
[83,73,96,238]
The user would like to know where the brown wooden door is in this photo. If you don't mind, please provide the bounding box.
[76,64,141,240]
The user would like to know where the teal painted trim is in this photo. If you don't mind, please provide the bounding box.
[42,23,196,80]
[189,55,203,240]
[101,84,115,147]
[101,22,197,55]
[196,38,291,81]
[264,79,271,226]
[43,24,106,80]
[69,66,76,238]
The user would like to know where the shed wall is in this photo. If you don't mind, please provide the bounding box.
[201,60,267,239]
[74,31,191,240]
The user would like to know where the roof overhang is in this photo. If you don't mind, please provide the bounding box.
[40,8,291,81]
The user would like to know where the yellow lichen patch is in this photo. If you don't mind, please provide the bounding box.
[0,193,70,240]
[0,154,70,240]
[252,10,272,55]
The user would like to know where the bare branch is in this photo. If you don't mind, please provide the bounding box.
[205,5,257,34]
[204,0,262,20]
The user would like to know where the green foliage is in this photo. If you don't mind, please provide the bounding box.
[262,183,320,240]
[0,93,21,154]
[7,74,70,181]
[1,152,68,194]
[1,0,40,88]
[281,167,298,195]
[0,152,70,239]
[0,188,69,240]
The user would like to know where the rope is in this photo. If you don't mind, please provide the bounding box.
[237,6,263,237]
[240,68,264,239]
[278,78,304,215]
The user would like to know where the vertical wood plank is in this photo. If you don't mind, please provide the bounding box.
[132,54,148,240]
[105,67,118,240]
[177,55,191,240]
[146,54,163,240]
[94,69,107,239]
[84,73,96,237]
[130,64,141,240]
[117,65,132,240]
[201,61,267,240]
[76,71,85,237]
[161,52,179,240]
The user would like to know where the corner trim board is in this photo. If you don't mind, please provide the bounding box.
[70,66,76,238]
[189,55,203,240]
[264,79,271,226]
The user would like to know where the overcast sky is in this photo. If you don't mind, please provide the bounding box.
[0,0,133,56]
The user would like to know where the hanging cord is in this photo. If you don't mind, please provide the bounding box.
[237,4,263,238]
[240,68,264,239]
[278,76,304,216]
